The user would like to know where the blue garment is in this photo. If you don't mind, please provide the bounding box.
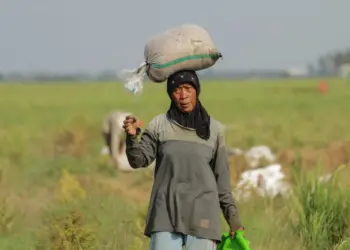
[150,232,216,250]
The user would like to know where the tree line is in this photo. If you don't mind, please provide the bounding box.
[1,48,350,82]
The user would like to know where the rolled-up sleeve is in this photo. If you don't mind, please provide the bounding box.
[211,127,243,232]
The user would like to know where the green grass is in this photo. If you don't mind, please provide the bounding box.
[0,78,350,249]
[290,166,350,249]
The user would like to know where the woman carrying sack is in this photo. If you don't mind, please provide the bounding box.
[123,70,244,250]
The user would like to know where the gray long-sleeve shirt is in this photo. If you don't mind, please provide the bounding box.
[125,113,243,242]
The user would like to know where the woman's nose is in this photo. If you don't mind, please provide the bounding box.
[179,90,187,98]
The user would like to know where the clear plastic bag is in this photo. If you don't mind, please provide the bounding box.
[117,62,148,95]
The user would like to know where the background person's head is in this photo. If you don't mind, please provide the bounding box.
[166,70,200,113]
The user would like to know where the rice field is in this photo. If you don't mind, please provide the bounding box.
[0,78,349,249]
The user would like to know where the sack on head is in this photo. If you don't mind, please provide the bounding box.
[118,24,222,94]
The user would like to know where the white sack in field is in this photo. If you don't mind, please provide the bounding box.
[244,145,276,169]
[234,164,292,202]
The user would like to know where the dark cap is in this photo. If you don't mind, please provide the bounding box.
[166,70,200,97]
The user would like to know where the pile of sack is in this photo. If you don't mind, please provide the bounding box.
[233,163,292,202]
[118,24,223,94]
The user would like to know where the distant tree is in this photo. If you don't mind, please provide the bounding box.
[332,49,350,67]
[318,48,350,74]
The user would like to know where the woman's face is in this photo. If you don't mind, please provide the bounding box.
[171,83,197,113]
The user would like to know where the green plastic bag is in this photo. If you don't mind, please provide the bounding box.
[217,230,251,250]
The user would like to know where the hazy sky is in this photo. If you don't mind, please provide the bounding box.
[1,0,349,73]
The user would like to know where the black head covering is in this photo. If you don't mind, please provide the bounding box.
[166,70,210,140]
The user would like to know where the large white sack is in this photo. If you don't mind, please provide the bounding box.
[233,164,292,202]
[145,24,222,82]
[118,24,222,94]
